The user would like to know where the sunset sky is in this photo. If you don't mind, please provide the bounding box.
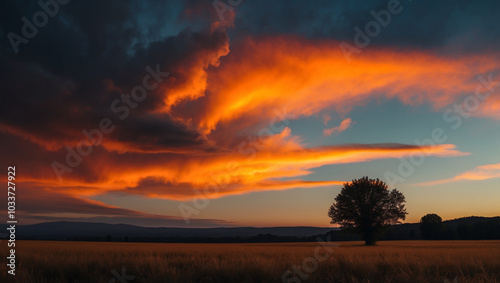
[1,0,499,227]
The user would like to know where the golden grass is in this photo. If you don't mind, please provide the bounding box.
[1,240,499,282]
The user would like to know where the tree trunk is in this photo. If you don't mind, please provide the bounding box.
[363,227,377,246]
[364,238,376,246]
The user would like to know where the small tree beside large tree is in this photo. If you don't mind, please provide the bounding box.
[328,176,408,245]
[420,213,444,240]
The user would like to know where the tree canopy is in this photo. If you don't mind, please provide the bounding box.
[420,213,444,240]
[328,176,408,245]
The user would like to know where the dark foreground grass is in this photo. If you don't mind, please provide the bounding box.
[1,240,499,282]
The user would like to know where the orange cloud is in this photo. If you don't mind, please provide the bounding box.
[166,37,499,137]
[473,96,500,120]
[19,128,466,200]
[7,36,497,156]
[324,118,353,136]
[415,162,500,186]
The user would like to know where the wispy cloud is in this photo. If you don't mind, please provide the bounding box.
[324,118,354,136]
[4,128,468,202]
[176,37,499,137]
[415,163,500,186]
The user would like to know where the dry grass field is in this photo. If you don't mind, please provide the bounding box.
[1,240,499,282]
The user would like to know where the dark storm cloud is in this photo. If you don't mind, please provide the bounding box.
[0,0,228,152]
[120,176,197,199]
[109,113,217,153]
[233,0,500,52]
[1,0,497,153]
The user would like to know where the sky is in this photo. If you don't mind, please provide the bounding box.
[0,0,499,227]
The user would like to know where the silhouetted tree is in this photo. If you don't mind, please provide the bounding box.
[420,213,444,240]
[328,176,408,245]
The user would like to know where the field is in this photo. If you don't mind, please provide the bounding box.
[1,240,499,282]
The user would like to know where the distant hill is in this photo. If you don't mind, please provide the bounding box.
[441,216,500,227]
[0,221,335,241]
[1,216,498,243]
